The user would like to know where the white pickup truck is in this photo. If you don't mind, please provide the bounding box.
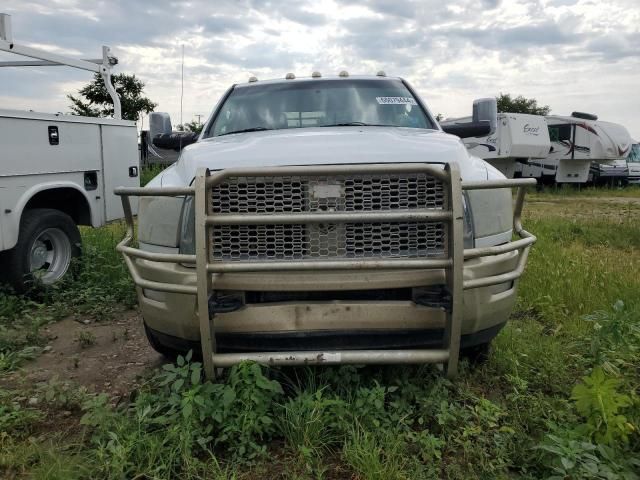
[0,13,139,290]
[116,73,536,378]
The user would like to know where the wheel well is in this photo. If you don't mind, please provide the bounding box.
[23,188,92,225]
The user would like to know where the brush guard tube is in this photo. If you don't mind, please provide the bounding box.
[115,164,536,379]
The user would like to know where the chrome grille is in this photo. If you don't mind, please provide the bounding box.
[210,173,447,261]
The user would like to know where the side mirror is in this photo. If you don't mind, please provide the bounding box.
[152,132,199,151]
[149,112,172,139]
[0,14,13,42]
[440,97,497,139]
[441,121,492,138]
[472,97,497,135]
[149,112,198,151]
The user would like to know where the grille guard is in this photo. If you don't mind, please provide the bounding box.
[115,163,536,379]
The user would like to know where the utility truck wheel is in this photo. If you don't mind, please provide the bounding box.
[5,209,81,292]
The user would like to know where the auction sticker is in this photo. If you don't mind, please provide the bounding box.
[376,96,417,105]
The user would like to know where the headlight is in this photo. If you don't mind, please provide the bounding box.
[462,192,475,249]
[178,195,196,255]
[465,188,513,247]
[138,196,183,247]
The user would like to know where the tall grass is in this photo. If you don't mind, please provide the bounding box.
[140,164,167,187]
[1,190,639,479]
[531,184,640,198]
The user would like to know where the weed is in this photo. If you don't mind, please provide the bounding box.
[571,367,635,445]
[215,360,284,462]
[0,390,43,433]
[582,300,640,373]
[40,376,89,410]
[489,319,572,393]
[141,164,166,187]
[434,391,517,478]
[0,435,90,479]
[75,330,97,348]
[0,346,39,372]
[77,355,284,477]
[342,425,434,480]
[537,432,640,479]
[277,387,346,463]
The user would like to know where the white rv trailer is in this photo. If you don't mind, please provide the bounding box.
[0,13,139,290]
[628,143,640,185]
[519,113,633,184]
[442,112,550,178]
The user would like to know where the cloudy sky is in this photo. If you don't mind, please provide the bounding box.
[1,0,639,138]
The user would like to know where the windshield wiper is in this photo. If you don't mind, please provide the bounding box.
[219,127,272,136]
[321,122,394,127]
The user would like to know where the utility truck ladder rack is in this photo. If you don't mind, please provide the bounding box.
[115,165,536,380]
[0,13,121,119]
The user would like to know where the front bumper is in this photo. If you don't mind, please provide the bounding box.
[135,248,520,343]
[115,163,536,377]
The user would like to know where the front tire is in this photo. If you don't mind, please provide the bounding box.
[461,342,491,364]
[143,323,201,360]
[4,209,81,292]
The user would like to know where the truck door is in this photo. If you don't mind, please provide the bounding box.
[100,123,139,221]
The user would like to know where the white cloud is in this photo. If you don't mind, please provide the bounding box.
[1,0,639,138]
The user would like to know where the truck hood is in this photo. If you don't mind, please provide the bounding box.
[155,127,493,187]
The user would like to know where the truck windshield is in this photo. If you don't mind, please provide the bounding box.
[629,144,640,163]
[207,79,434,137]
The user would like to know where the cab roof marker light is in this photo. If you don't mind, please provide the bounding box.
[285,72,295,79]
[339,70,349,77]
[311,71,321,78]
[248,76,258,83]
[376,70,386,77]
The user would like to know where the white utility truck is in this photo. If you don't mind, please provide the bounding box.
[518,112,633,184]
[115,73,536,379]
[0,14,139,290]
[441,106,550,178]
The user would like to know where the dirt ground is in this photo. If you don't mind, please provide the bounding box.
[8,310,165,398]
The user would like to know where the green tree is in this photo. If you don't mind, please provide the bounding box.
[68,73,157,121]
[496,93,551,115]
[176,120,204,134]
